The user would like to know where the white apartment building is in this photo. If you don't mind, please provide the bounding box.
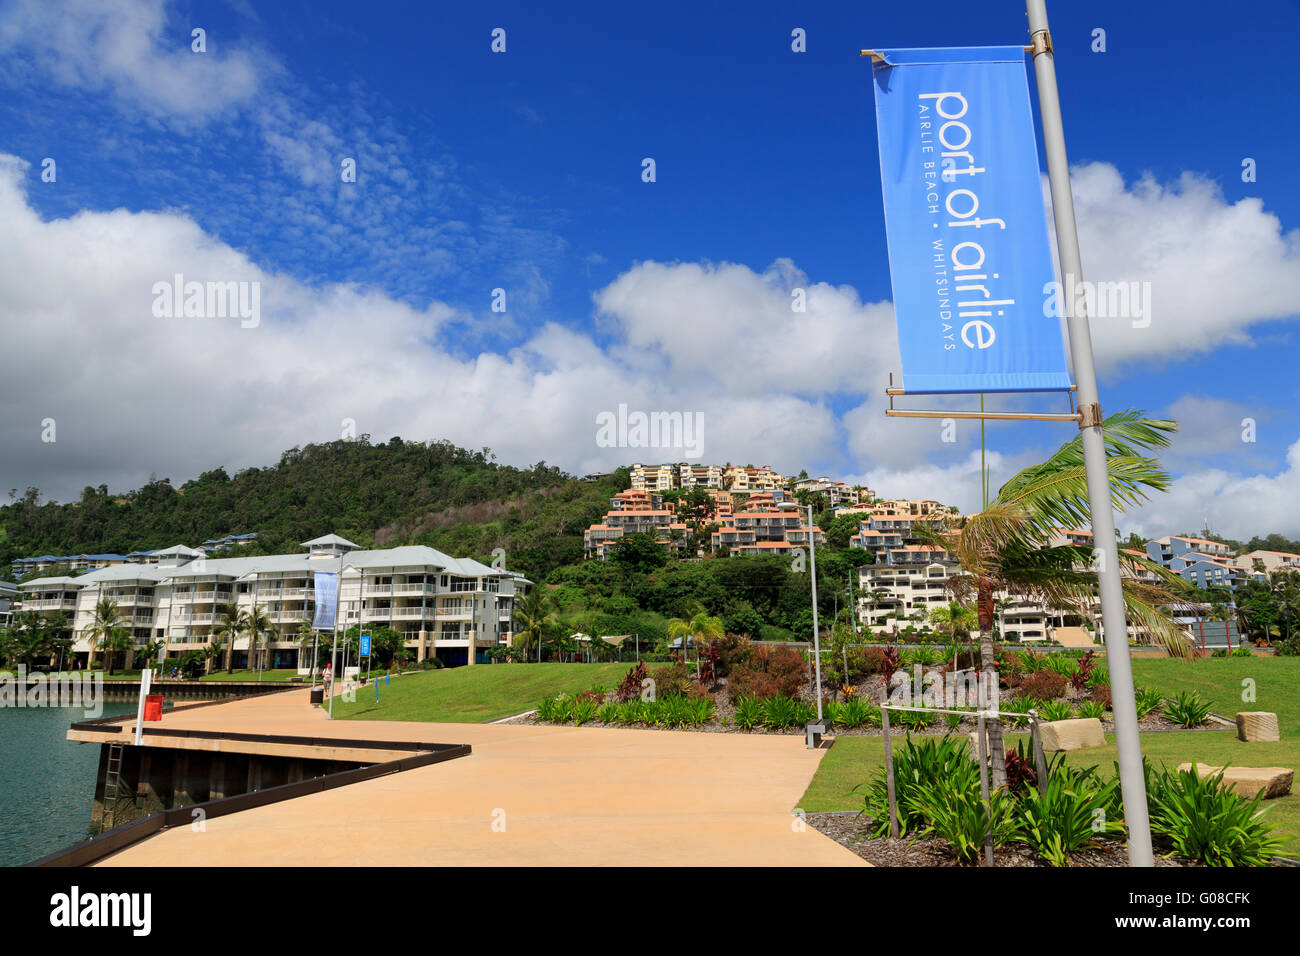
[0,580,19,628]
[16,534,525,670]
[1234,550,1300,575]
[677,463,724,490]
[792,476,864,507]
[629,463,678,493]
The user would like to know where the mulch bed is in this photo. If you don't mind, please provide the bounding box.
[807,812,1199,867]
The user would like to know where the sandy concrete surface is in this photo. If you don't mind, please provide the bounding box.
[95,688,864,866]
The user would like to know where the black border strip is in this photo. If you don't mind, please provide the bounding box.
[26,742,470,867]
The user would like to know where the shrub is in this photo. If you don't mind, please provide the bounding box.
[1076,699,1106,721]
[648,661,694,700]
[858,735,976,838]
[728,645,809,702]
[1069,651,1099,692]
[1013,766,1123,866]
[905,777,1020,864]
[997,695,1033,729]
[708,633,750,677]
[793,700,818,726]
[733,696,762,732]
[893,707,933,731]
[1145,763,1282,866]
[687,696,716,727]
[1017,669,1067,702]
[536,696,560,723]
[572,697,598,725]
[761,694,800,730]
[1134,686,1163,719]
[1044,654,1079,680]
[1036,699,1074,723]
[614,662,648,703]
[1003,739,1049,795]
[1089,682,1113,711]
[832,697,871,729]
[597,702,619,724]
[1164,690,1210,728]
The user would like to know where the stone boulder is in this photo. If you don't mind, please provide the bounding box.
[1038,717,1106,752]
[1176,763,1294,800]
[1236,712,1281,743]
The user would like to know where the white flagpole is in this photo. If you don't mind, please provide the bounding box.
[1026,0,1153,866]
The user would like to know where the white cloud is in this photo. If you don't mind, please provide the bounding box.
[1125,438,1300,540]
[593,258,896,397]
[0,157,846,500]
[0,0,264,121]
[1059,163,1300,371]
[2,147,1299,550]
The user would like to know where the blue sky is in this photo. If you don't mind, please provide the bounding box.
[1,0,1298,539]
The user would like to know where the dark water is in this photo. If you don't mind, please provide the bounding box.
[0,701,136,866]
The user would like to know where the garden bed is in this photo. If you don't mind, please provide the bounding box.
[806,812,1198,867]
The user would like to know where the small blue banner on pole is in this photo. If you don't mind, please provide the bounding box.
[312,572,339,630]
[870,47,1072,394]
[359,634,371,657]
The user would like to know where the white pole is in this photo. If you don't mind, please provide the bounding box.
[133,667,152,745]
[1026,0,1153,866]
[808,502,823,721]
[328,554,342,718]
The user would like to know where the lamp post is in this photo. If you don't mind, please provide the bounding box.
[782,501,823,726]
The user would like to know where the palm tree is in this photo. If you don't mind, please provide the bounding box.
[920,410,1192,787]
[666,611,725,678]
[6,611,53,669]
[929,601,978,666]
[82,598,130,676]
[512,588,556,662]
[243,604,275,675]
[215,602,244,673]
[296,618,316,672]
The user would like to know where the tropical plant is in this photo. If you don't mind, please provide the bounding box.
[214,601,244,674]
[666,610,725,679]
[858,735,978,838]
[1076,699,1106,720]
[1037,699,1074,723]
[761,694,800,731]
[917,411,1191,786]
[512,587,557,662]
[1013,766,1123,866]
[1164,690,1210,728]
[82,598,132,676]
[906,777,1020,864]
[1134,686,1164,719]
[243,604,276,673]
[733,696,763,732]
[893,707,933,731]
[928,601,978,664]
[1144,763,1282,866]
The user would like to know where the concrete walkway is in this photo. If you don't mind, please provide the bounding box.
[96,689,864,866]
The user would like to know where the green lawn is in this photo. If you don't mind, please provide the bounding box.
[330,662,632,724]
[800,657,1300,857]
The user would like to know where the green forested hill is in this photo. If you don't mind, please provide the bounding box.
[1,438,627,582]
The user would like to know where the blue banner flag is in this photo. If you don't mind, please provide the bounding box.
[312,571,339,630]
[359,634,371,657]
[870,47,1072,394]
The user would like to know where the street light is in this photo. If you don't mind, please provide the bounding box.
[780,500,823,732]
